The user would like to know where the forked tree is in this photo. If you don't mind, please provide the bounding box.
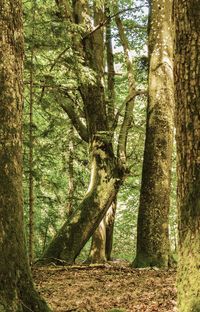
[0,1,51,311]
[87,6,116,263]
[42,0,142,264]
[87,2,138,263]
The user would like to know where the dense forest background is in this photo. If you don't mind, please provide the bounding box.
[1,0,199,311]
[22,0,177,262]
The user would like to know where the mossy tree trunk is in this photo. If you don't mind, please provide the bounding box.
[42,0,124,264]
[43,136,122,264]
[87,9,117,264]
[0,1,51,311]
[42,0,141,264]
[79,4,138,264]
[133,0,174,268]
[174,0,200,311]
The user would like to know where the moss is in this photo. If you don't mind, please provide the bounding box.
[177,228,200,312]
[0,303,6,312]
[19,281,51,312]
[133,252,168,268]
[190,301,200,312]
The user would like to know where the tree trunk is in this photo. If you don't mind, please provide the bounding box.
[87,11,117,264]
[42,137,122,264]
[87,200,117,263]
[133,0,174,268]
[174,0,200,311]
[88,218,107,263]
[0,1,51,311]
[105,200,117,260]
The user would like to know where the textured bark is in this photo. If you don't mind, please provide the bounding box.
[174,0,200,311]
[133,0,174,268]
[0,1,51,311]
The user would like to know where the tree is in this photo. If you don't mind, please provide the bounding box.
[87,2,138,263]
[41,0,124,264]
[87,8,117,263]
[133,0,174,267]
[41,0,145,264]
[174,0,200,310]
[0,1,51,311]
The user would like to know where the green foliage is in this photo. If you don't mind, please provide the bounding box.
[22,0,177,262]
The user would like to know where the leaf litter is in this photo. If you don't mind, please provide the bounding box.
[33,261,177,312]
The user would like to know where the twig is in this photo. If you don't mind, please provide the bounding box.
[83,5,149,39]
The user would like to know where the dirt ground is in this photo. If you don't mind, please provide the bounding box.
[33,261,177,312]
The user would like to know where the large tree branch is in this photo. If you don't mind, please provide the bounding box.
[56,94,89,142]
[117,92,136,165]
[112,89,147,134]
[115,13,137,165]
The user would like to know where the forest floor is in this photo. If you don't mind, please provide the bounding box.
[33,261,177,312]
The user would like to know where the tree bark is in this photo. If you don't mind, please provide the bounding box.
[133,0,174,268]
[0,1,51,311]
[174,0,200,311]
